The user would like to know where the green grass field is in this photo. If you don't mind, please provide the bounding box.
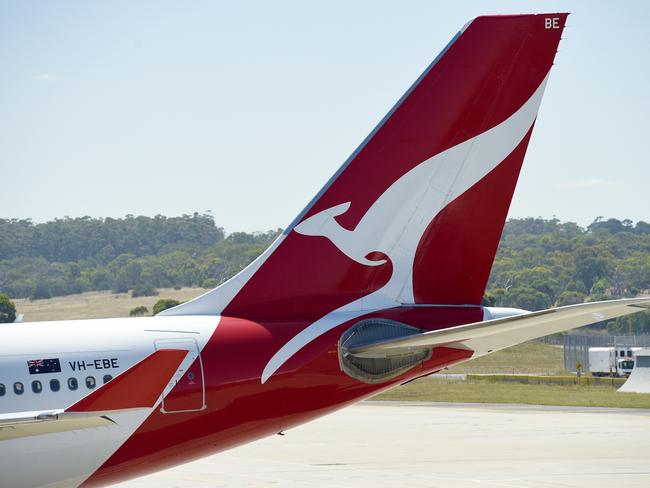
[374,378,650,408]
[446,341,564,375]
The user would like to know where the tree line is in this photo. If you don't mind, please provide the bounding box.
[0,213,224,262]
[483,217,650,333]
[0,214,648,331]
[0,213,279,300]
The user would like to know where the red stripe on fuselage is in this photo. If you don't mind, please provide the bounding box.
[81,307,478,486]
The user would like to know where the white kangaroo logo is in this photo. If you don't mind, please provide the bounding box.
[291,202,387,266]
[261,74,550,383]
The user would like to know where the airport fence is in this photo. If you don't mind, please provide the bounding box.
[563,334,650,372]
[537,335,563,346]
[466,374,626,387]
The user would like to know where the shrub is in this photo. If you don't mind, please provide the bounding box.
[153,298,182,315]
[129,305,149,317]
[0,293,16,323]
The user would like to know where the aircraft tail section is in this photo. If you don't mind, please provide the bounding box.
[161,13,568,319]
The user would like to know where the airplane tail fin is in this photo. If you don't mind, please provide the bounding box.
[161,13,568,319]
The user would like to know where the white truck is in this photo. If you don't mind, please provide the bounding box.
[588,347,640,377]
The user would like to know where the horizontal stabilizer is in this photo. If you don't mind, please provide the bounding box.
[67,349,188,412]
[348,298,650,358]
[0,349,187,441]
[0,414,114,441]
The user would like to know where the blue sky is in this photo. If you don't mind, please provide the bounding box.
[1,1,648,232]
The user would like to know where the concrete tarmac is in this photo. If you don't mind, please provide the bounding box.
[114,401,650,488]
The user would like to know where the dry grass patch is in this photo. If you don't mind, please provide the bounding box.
[14,288,209,322]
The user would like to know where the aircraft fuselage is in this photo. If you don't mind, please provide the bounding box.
[0,307,480,487]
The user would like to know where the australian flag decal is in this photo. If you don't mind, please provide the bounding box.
[27,358,61,374]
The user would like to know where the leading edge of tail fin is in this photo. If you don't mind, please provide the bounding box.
[161,13,568,319]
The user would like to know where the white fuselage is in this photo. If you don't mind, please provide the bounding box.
[0,316,218,488]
